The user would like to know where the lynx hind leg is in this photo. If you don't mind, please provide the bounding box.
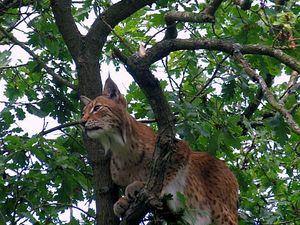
[125,180,145,200]
[113,196,130,218]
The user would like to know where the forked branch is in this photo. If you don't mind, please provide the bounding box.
[233,51,300,135]
[139,39,300,73]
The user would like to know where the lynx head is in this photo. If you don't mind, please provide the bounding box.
[80,77,128,150]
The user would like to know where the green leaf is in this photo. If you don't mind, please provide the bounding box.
[15,107,26,120]
[0,50,11,67]
[26,104,48,117]
[267,115,289,144]
[1,110,14,125]
[221,79,236,102]
[176,192,187,208]
[206,130,221,155]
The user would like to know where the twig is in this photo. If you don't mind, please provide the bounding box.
[0,63,28,70]
[35,202,95,219]
[279,71,299,104]
[242,73,274,119]
[39,120,82,136]
[0,100,39,106]
[233,51,300,135]
[100,17,134,54]
[189,54,229,103]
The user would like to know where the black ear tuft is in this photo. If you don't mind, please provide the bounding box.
[103,76,121,99]
[80,95,92,106]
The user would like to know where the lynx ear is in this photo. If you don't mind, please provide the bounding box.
[80,95,92,106]
[103,76,127,108]
[103,76,121,99]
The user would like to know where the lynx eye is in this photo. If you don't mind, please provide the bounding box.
[93,105,103,112]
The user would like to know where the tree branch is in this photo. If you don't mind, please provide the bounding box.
[233,51,300,135]
[113,48,176,225]
[0,26,77,90]
[136,39,300,73]
[0,63,28,70]
[163,0,223,40]
[85,0,158,53]
[279,71,299,104]
[189,55,229,103]
[243,73,274,119]
[39,120,82,136]
[50,0,82,61]
[203,0,224,15]
[164,11,215,24]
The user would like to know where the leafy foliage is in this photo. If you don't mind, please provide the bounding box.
[0,0,300,224]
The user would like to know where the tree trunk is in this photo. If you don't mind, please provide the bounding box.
[76,55,120,225]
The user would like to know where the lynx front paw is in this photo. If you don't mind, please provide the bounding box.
[113,196,130,218]
[125,180,145,200]
[113,181,145,218]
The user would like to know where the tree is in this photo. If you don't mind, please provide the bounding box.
[0,0,299,224]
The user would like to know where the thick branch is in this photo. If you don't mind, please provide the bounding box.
[164,11,215,24]
[138,39,300,73]
[50,0,82,60]
[113,49,175,133]
[163,0,223,39]
[113,49,176,225]
[0,26,77,90]
[86,0,158,53]
[164,0,222,23]
[233,52,300,135]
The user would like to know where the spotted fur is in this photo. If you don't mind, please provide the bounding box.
[81,77,239,225]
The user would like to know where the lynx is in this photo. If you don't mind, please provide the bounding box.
[81,77,238,225]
